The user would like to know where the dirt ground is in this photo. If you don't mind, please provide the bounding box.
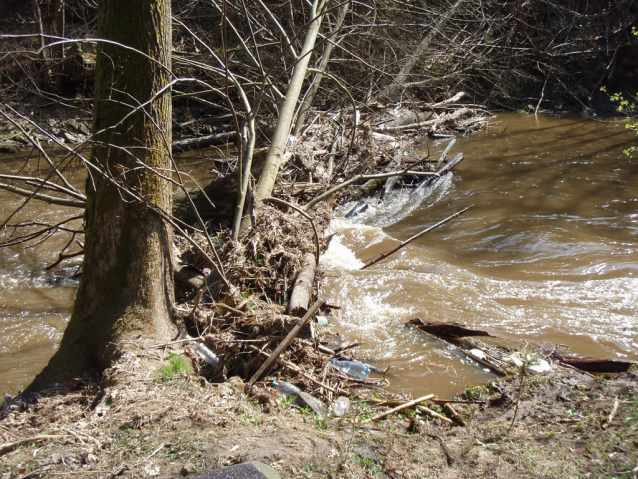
[1,340,636,479]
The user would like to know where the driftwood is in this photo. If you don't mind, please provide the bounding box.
[407,322,507,377]
[405,318,494,338]
[0,435,63,457]
[287,252,317,317]
[557,357,636,374]
[363,394,435,423]
[377,108,473,132]
[417,153,464,189]
[436,138,456,168]
[416,405,455,425]
[458,349,507,377]
[247,344,346,395]
[248,298,324,387]
[171,131,236,154]
[443,403,466,426]
[361,205,472,270]
[302,169,437,212]
[345,201,368,218]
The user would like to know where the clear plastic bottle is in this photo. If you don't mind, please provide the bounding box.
[196,343,219,367]
[332,396,350,417]
[330,358,371,379]
[272,381,327,417]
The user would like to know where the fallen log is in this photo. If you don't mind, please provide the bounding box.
[556,357,636,374]
[287,252,316,317]
[171,131,236,154]
[405,318,494,338]
[458,348,507,377]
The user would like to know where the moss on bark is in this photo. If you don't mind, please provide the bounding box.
[26,0,175,392]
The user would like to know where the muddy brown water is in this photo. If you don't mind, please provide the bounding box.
[1,113,637,398]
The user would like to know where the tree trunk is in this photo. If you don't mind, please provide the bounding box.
[292,2,349,138]
[53,0,65,92]
[250,0,325,212]
[26,0,175,392]
[377,0,465,100]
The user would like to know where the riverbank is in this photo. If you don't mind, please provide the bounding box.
[1,340,637,478]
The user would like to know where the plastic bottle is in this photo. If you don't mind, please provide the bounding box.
[330,358,371,379]
[196,343,220,367]
[332,396,350,417]
[272,381,327,417]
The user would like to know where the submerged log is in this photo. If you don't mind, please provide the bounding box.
[406,318,494,338]
[345,201,368,219]
[288,252,317,317]
[557,357,636,374]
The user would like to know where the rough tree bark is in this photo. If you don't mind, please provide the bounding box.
[26,0,175,392]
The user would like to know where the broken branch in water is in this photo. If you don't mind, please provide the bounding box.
[303,169,438,212]
[361,205,472,270]
[405,318,494,338]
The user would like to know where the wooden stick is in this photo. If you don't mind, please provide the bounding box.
[458,349,507,377]
[431,399,486,405]
[248,344,345,395]
[0,435,63,456]
[303,169,438,212]
[361,206,472,270]
[417,405,454,425]
[603,397,619,429]
[248,298,324,387]
[442,403,466,426]
[363,394,435,423]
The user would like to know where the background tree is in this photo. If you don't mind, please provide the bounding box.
[26,0,175,392]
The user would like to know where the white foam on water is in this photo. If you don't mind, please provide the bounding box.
[320,235,364,271]
[336,174,455,230]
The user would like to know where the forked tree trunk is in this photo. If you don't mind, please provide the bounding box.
[26,0,175,392]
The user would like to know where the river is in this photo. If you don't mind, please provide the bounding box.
[1,113,637,398]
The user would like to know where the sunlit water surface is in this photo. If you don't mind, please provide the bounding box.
[1,114,637,398]
[320,113,638,397]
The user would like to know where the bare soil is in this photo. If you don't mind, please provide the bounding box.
[1,340,636,479]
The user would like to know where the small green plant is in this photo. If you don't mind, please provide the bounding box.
[463,385,487,401]
[281,394,297,409]
[156,354,191,383]
[507,348,541,432]
[314,414,328,430]
[355,453,380,473]
[301,463,314,477]
[601,28,638,156]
